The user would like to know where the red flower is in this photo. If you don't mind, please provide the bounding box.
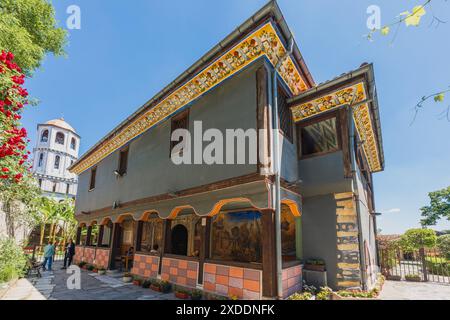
[0,175,9,179]
[13,114,21,120]
[1,168,9,172]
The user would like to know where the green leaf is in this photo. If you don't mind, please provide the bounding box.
[434,93,445,102]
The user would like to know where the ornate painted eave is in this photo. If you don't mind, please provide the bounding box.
[69,18,311,175]
[289,64,385,173]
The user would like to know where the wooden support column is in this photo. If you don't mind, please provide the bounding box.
[198,217,211,284]
[75,226,82,245]
[159,219,172,274]
[339,108,352,178]
[108,222,121,270]
[97,225,104,247]
[134,221,143,252]
[261,209,277,298]
[86,226,92,246]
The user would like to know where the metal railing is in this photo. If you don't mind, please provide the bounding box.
[24,245,66,263]
[379,247,449,284]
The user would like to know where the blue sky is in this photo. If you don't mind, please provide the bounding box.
[22,0,450,234]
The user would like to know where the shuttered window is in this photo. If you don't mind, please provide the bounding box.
[278,86,293,142]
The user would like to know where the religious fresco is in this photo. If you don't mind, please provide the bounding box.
[70,21,309,175]
[140,219,163,252]
[211,211,262,263]
[291,82,382,172]
[281,205,296,260]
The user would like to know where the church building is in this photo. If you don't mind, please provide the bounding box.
[69,1,384,299]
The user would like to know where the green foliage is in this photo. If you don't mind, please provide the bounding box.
[288,292,312,300]
[437,234,450,259]
[421,187,450,226]
[425,256,449,276]
[0,238,28,283]
[400,228,437,251]
[0,0,67,74]
[315,286,333,300]
[405,274,422,282]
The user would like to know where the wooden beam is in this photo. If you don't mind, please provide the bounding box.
[198,217,211,284]
[261,209,277,297]
[339,108,352,178]
[75,227,82,245]
[97,225,104,247]
[108,222,121,270]
[86,226,92,246]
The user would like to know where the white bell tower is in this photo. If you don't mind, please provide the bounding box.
[32,118,80,200]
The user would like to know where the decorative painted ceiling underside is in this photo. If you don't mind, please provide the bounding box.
[71,22,308,175]
[291,82,382,172]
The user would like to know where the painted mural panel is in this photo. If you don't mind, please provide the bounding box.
[281,205,296,260]
[211,211,262,263]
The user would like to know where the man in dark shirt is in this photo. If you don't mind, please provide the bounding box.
[62,239,76,269]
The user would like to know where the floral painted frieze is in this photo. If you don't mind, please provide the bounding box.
[71,22,308,175]
[291,82,382,172]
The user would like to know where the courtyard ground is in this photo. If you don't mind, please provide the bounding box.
[379,280,450,300]
[1,261,179,300]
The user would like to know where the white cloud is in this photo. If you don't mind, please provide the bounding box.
[385,208,401,213]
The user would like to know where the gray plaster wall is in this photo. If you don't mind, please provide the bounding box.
[301,194,339,289]
[355,167,378,289]
[298,151,352,198]
[75,62,262,215]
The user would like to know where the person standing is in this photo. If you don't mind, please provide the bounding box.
[62,239,76,269]
[42,241,55,271]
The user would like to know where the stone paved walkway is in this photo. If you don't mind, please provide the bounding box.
[379,280,450,300]
[1,261,179,300]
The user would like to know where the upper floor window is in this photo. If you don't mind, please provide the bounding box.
[278,85,293,143]
[89,167,97,190]
[117,147,129,175]
[297,115,339,158]
[38,153,44,167]
[170,110,189,156]
[41,130,49,143]
[54,155,60,169]
[55,132,65,145]
[70,138,76,150]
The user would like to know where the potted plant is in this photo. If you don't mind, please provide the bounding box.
[142,279,152,289]
[191,289,203,300]
[386,274,401,281]
[304,259,326,272]
[122,272,133,283]
[132,277,142,286]
[97,268,106,275]
[87,264,95,272]
[150,279,162,292]
[78,261,86,269]
[92,266,98,273]
[288,292,313,300]
[175,288,190,300]
[160,280,172,294]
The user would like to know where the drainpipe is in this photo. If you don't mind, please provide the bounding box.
[272,38,294,299]
[347,106,368,291]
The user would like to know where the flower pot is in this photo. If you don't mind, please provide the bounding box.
[150,284,161,292]
[304,264,326,272]
[175,292,190,300]
[97,270,106,275]
[133,280,141,286]
[122,276,132,283]
[93,269,98,273]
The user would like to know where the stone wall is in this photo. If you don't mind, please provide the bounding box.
[282,264,303,298]
[203,263,262,299]
[94,248,110,269]
[131,254,159,279]
[161,257,198,288]
[334,192,362,290]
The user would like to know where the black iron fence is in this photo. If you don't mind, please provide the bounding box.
[378,247,449,284]
[24,245,66,263]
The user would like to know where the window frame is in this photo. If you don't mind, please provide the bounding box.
[89,167,97,191]
[296,111,342,160]
[40,130,49,143]
[170,109,189,157]
[277,84,294,143]
[70,137,76,150]
[55,132,65,145]
[54,155,60,169]
[117,146,129,176]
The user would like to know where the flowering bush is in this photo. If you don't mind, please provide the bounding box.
[0,50,31,185]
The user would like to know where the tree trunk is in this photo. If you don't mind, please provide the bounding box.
[39,224,45,247]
